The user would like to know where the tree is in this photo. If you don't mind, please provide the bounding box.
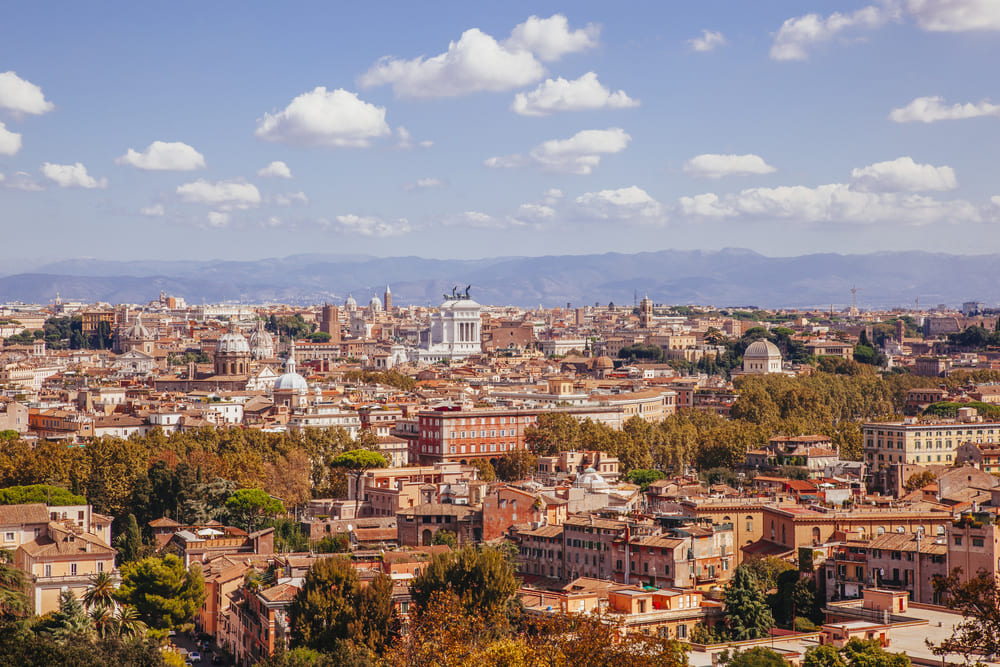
[224,488,285,533]
[38,590,96,642]
[0,484,86,506]
[432,530,458,548]
[288,556,397,657]
[115,554,205,633]
[0,555,30,621]
[83,570,117,611]
[411,546,518,617]
[329,450,386,517]
[468,458,496,482]
[115,513,143,565]
[840,638,909,667]
[804,645,846,667]
[493,449,537,482]
[930,568,1000,662]
[718,647,788,667]
[903,470,936,492]
[724,566,775,640]
[625,468,666,491]
[315,533,350,553]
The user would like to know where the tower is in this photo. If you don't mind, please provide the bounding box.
[639,294,653,329]
[384,285,392,312]
[320,304,341,343]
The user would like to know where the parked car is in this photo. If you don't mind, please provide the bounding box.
[189,652,201,663]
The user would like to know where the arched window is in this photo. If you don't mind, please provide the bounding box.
[876,526,885,535]
[812,526,821,544]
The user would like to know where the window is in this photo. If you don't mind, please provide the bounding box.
[45,565,51,577]
[2,532,12,543]
[973,538,985,547]
[70,563,77,576]
[954,536,962,546]
[97,561,103,573]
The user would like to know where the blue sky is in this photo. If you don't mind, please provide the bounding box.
[1,1,999,263]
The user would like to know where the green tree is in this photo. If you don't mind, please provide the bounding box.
[432,529,458,548]
[288,556,397,657]
[83,570,117,611]
[903,470,936,492]
[224,488,285,533]
[115,554,205,633]
[115,513,143,565]
[803,645,846,667]
[329,450,386,516]
[38,590,96,642]
[0,484,86,506]
[718,647,788,667]
[493,449,537,482]
[411,545,518,617]
[314,533,350,553]
[724,566,775,640]
[625,468,666,491]
[0,554,30,621]
[468,458,496,482]
[840,638,910,667]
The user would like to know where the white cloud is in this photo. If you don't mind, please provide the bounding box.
[0,71,54,115]
[264,216,282,227]
[177,179,261,209]
[905,0,1000,31]
[889,95,1000,123]
[331,214,411,237]
[505,14,600,62]
[543,188,564,205]
[770,6,887,60]
[395,126,433,149]
[688,29,728,52]
[257,161,292,178]
[273,191,309,206]
[486,127,630,175]
[1,171,42,191]
[207,211,230,227]
[41,162,107,189]
[140,203,165,217]
[255,87,391,147]
[360,28,544,99]
[510,203,556,226]
[511,72,638,116]
[681,183,981,225]
[0,121,22,155]
[360,15,597,99]
[405,177,446,191]
[850,157,957,192]
[684,153,777,179]
[116,141,206,171]
[575,186,665,222]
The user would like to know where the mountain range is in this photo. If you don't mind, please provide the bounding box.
[0,249,995,310]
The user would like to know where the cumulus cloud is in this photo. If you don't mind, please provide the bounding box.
[0,71,54,115]
[360,14,597,99]
[770,6,887,60]
[257,161,292,178]
[575,186,665,222]
[688,29,728,52]
[41,162,107,189]
[255,87,391,147]
[140,203,165,217]
[207,211,230,227]
[405,177,446,191]
[395,126,433,149]
[116,141,206,171]
[889,95,1000,123]
[505,14,600,61]
[0,121,22,155]
[486,128,630,175]
[273,191,309,206]
[905,0,1000,31]
[850,157,957,192]
[330,214,411,237]
[680,184,981,225]
[511,72,638,116]
[683,153,777,179]
[177,179,261,209]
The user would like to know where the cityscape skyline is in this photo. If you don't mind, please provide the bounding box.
[2,2,1000,261]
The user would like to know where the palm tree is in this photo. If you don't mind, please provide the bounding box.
[0,555,31,620]
[90,604,115,639]
[82,570,116,610]
[115,604,147,639]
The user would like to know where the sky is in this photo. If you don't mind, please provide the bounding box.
[1,1,1000,263]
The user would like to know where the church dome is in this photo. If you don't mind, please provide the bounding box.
[575,467,611,492]
[345,294,357,310]
[216,321,250,355]
[249,320,274,359]
[124,313,153,341]
[744,339,781,359]
[594,355,614,370]
[274,341,308,393]
[369,295,383,311]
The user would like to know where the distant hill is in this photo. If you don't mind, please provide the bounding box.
[0,249,995,309]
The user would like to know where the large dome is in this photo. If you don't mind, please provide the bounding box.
[345,293,357,310]
[369,295,383,311]
[249,320,274,359]
[216,321,250,355]
[274,341,308,393]
[124,313,153,340]
[744,339,781,358]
